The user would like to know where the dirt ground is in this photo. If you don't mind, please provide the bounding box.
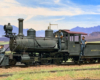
[1,76,100,80]
[0,63,100,80]
[0,76,73,80]
[0,63,100,73]
[45,76,99,80]
[44,76,73,80]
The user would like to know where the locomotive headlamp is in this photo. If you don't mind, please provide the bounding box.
[4,23,13,35]
[0,45,4,49]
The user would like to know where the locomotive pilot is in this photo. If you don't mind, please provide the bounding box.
[80,36,87,56]
[58,30,63,51]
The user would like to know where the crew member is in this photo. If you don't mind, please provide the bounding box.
[80,36,87,56]
[0,45,5,54]
[0,45,7,67]
[58,30,63,51]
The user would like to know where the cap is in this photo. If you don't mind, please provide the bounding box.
[59,29,61,31]
[82,36,85,38]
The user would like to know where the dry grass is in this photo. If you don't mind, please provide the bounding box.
[0,64,100,75]
[2,69,100,80]
[87,41,100,43]
[5,51,11,54]
[0,42,9,45]
[0,64,100,80]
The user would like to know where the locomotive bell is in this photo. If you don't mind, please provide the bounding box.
[27,28,36,38]
[45,26,53,38]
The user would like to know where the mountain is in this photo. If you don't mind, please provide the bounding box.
[0,25,58,37]
[0,25,44,37]
[0,37,9,41]
[0,25,5,37]
[70,26,100,34]
[1,24,100,39]
[89,32,100,36]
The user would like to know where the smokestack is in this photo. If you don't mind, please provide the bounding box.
[18,18,24,36]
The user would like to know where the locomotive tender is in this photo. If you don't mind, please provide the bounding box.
[1,18,100,66]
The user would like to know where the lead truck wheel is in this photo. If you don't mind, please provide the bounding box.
[9,59,16,66]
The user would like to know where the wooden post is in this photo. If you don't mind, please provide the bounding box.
[79,34,81,43]
[73,35,75,42]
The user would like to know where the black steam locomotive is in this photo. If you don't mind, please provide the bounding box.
[0,18,100,66]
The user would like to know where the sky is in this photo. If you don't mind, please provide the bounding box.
[1,0,100,30]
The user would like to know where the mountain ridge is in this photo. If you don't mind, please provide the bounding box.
[1,25,100,38]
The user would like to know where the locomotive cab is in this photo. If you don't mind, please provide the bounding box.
[54,30,87,54]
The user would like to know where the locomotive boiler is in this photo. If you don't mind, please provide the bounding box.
[5,18,66,52]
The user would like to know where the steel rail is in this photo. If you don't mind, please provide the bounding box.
[0,68,100,77]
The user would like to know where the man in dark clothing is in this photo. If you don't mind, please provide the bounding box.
[80,36,87,56]
[58,30,63,51]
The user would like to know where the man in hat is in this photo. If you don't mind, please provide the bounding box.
[80,36,87,56]
[58,30,63,51]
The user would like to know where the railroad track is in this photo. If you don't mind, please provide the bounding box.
[0,68,100,77]
[0,61,100,68]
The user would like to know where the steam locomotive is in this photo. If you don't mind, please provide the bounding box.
[0,18,100,66]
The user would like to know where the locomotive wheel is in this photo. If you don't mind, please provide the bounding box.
[54,59,62,64]
[73,57,79,64]
[83,61,87,64]
[62,53,69,62]
[34,62,40,66]
[98,59,100,63]
[54,53,63,64]
[90,59,95,63]
[41,60,51,65]
[24,63,29,66]
[78,61,83,65]
[9,59,16,66]
[74,61,78,64]
[88,59,93,63]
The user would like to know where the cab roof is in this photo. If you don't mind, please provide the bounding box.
[54,29,87,35]
[63,30,87,35]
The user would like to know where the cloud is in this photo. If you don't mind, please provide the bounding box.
[54,0,60,3]
[0,0,85,30]
[1,0,100,31]
[53,17,65,22]
[1,0,19,4]
[0,0,84,17]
